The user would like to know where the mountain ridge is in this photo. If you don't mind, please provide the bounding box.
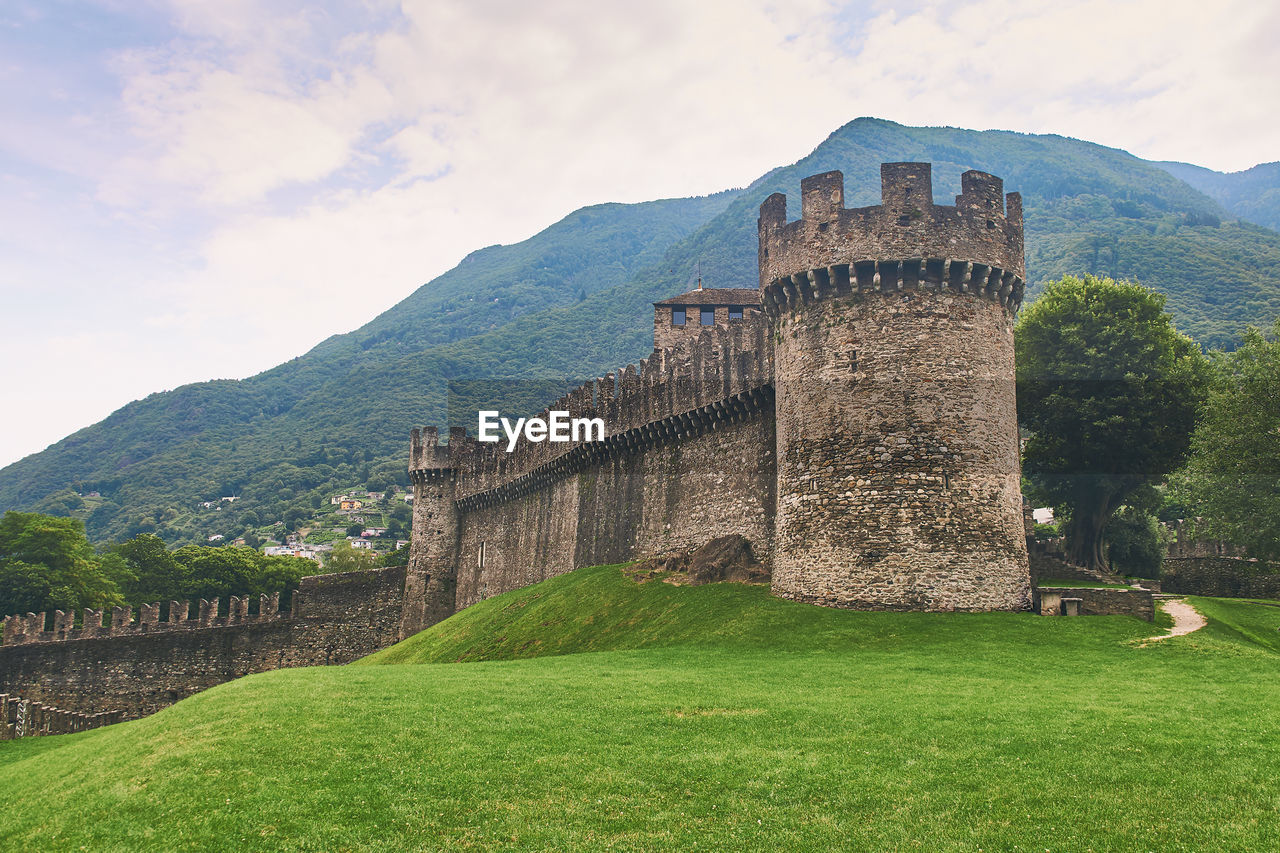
[5,117,1280,544]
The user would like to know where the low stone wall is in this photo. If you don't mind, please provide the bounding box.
[0,566,406,720]
[1028,542,1122,584]
[1162,557,1280,599]
[1035,586,1154,621]
[0,694,125,739]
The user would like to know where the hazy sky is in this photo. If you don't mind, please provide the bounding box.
[1,0,1277,470]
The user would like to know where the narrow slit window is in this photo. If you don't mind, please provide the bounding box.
[701,307,715,325]
[671,306,685,326]
[478,541,486,570]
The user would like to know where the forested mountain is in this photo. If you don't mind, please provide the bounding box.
[5,118,1280,544]
[1156,160,1280,232]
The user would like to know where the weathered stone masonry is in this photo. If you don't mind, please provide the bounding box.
[403,162,1032,633]
[0,566,405,720]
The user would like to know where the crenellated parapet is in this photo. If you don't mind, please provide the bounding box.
[0,693,126,739]
[408,426,459,483]
[408,318,774,511]
[758,164,1025,314]
[0,593,283,647]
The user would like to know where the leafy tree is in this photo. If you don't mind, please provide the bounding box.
[1016,275,1209,571]
[1173,320,1280,559]
[1104,507,1166,577]
[172,545,260,603]
[113,533,188,603]
[33,488,84,515]
[0,561,54,616]
[254,555,311,609]
[170,545,309,605]
[326,540,380,574]
[0,512,124,616]
[381,539,410,567]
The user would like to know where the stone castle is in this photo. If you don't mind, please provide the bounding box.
[400,162,1033,635]
[1,162,1038,731]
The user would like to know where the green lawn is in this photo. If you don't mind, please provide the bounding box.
[1,566,1278,851]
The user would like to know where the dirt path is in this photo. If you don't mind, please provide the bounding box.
[1143,598,1207,642]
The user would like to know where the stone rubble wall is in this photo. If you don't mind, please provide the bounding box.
[1162,557,1280,599]
[1034,586,1154,621]
[0,693,126,739]
[452,409,776,610]
[0,566,406,720]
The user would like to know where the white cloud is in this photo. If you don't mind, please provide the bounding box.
[1,0,1278,469]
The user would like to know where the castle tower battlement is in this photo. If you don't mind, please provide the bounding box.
[758,164,1025,315]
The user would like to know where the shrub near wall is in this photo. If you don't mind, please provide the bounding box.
[1162,557,1280,599]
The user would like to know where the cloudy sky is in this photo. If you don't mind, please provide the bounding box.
[1,0,1277,469]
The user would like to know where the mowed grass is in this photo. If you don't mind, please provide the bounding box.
[1,565,1278,851]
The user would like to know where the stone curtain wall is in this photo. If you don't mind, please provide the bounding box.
[1163,557,1280,599]
[0,566,405,719]
[453,411,776,610]
[407,313,775,626]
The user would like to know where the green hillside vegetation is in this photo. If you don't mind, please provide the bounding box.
[2,565,1279,850]
[5,118,1280,545]
[1158,159,1280,232]
[0,512,319,618]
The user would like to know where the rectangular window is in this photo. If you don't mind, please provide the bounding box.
[728,305,743,320]
[671,306,685,326]
[701,307,715,325]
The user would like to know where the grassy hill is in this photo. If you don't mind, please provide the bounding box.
[2,565,1279,850]
[6,118,1280,545]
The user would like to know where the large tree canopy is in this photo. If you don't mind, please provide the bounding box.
[1016,275,1208,571]
[0,513,317,621]
[0,511,124,617]
[1174,320,1280,560]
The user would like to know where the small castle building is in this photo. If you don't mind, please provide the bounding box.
[401,162,1032,635]
[652,287,762,350]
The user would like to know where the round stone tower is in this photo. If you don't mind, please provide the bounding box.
[760,163,1031,611]
[400,426,461,638]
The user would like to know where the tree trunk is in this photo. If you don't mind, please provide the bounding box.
[1066,493,1119,573]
